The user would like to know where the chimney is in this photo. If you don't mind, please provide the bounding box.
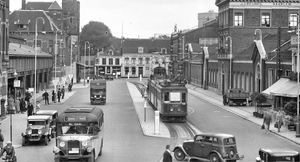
[22,0,26,10]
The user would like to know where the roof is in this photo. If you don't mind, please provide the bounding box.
[196,133,235,138]
[9,10,60,33]
[26,1,62,11]
[9,43,52,58]
[57,107,104,123]
[260,148,299,157]
[36,110,58,115]
[121,38,170,54]
[215,0,300,6]
[28,115,51,120]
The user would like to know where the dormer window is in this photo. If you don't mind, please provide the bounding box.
[108,50,114,55]
[138,47,144,53]
[19,24,28,30]
[161,48,167,54]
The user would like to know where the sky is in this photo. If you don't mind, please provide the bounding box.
[10,0,218,39]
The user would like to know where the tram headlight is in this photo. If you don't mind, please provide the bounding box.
[59,141,65,147]
[170,108,174,111]
[177,107,181,111]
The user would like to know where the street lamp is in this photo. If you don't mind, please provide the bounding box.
[35,17,45,111]
[84,41,90,86]
[226,36,232,89]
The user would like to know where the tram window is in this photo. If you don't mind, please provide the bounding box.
[182,93,186,102]
[164,92,170,101]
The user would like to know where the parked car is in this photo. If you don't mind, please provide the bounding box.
[21,115,52,146]
[35,110,58,138]
[173,133,244,162]
[255,148,299,162]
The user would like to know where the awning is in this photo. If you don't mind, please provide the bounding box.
[262,78,299,97]
[76,62,93,68]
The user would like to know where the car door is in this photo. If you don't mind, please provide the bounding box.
[191,135,204,157]
[201,136,213,158]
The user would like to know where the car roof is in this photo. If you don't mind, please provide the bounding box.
[28,115,51,120]
[35,110,58,115]
[260,148,299,157]
[196,133,235,138]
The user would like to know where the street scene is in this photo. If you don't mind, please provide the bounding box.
[0,0,300,162]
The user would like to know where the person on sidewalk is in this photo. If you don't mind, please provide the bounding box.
[14,98,20,114]
[0,141,16,162]
[263,111,272,134]
[43,90,50,105]
[275,110,285,132]
[52,90,56,103]
[36,101,41,113]
[7,96,14,111]
[57,88,61,102]
[27,102,34,116]
[61,86,65,99]
[20,98,26,114]
[163,144,172,162]
[0,129,4,150]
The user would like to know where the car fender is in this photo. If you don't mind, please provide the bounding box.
[210,150,226,162]
[173,145,189,157]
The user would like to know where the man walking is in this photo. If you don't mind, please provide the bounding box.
[0,129,4,150]
[43,90,49,105]
[163,145,172,162]
[57,88,61,102]
[61,86,65,99]
[263,111,272,134]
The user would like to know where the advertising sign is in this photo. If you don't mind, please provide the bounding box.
[13,80,20,87]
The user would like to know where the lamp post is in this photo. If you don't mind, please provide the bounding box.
[226,36,232,89]
[89,44,93,77]
[11,71,17,142]
[84,41,90,86]
[35,17,45,112]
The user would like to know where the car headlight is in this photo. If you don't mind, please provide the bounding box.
[86,146,93,153]
[94,95,96,98]
[103,96,106,99]
[53,147,60,153]
[170,108,174,111]
[82,141,88,147]
[59,141,65,147]
[38,130,42,134]
[177,108,181,111]
[28,129,32,135]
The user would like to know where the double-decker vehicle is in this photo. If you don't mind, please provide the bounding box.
[147,73,188,122]
[53,107,104,162]
[90,79,106,105]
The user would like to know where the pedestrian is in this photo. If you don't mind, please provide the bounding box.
[57,88,61,102]
[43,90,50,105]
[14,98,20,114]
[223,94,227,105]
[61,86,65,99]
[20,98,26,113]
[68,83,72,92]
[52,90,56,103]
[263,111,272,134]
[0,129,4,150]
[27,102,33,116]
[36,101,41,113]
[163,145,172,162]
[25,89,31,102]
[7,96,14,111]
[275,109,285,132]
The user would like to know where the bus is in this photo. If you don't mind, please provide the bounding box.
[53,107,104,162]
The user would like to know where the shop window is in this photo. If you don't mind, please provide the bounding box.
[289,13,298,27]
[132,67,136,75]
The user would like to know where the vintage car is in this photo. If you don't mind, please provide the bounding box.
[255,148,299,162]
[173,133,244,162]
[104,74,114,81]
[35,110,58,138]
[21,115,52,146]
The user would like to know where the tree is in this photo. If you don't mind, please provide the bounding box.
[80,21,113,56]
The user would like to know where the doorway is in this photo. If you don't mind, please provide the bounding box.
[138,67,143,77]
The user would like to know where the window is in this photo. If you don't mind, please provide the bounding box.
[285,69,292,77]
[182,93,186,103]
[268,68,274,87]
[125,58,129,64]
[161,48,167,54]
[139,58,143,64]
[132,67,136,75]
[146,58,150,64]
[138,47,144,53]
[125,67,129,75]
[289,14,298,27]
[164,92,169,102]
[115,58,120,65]
[234,13,243,26]
[261,13,270,27]
[102,58,106,65]
[34,39,42,47]
[109,58,113,65]
[108,50,113,55]
[19,24,28,30]
[132,58,136,64]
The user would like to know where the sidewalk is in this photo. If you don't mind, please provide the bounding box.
[185,84,300,145]
[0,82,88,148]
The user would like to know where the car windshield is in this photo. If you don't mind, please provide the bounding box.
[29,121,45,125]
[92,89,105,95]
[61,126,89,135]
[223,137,236,145]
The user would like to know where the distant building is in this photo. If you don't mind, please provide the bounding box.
[198,10,218,28]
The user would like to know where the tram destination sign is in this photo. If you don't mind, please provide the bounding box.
[64,116,87,122]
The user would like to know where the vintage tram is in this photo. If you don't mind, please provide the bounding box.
[147,74,188,122]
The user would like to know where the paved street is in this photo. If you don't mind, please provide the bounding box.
[1,78,300,162]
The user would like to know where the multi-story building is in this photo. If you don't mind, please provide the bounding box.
[198,10,218,28]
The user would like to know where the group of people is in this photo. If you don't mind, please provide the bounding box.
[42,86,65,104]
[262,109,285,134]
[0,129,17,161]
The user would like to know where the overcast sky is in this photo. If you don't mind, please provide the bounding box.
[10,0,218,38]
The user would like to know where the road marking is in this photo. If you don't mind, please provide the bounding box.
[187,106,194,115]
[223,116,230,117]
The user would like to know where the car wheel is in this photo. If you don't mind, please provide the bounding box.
[174,149,186,161]
[228,147,237,159]
[209,153,220,162]
[88,151,95,162]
